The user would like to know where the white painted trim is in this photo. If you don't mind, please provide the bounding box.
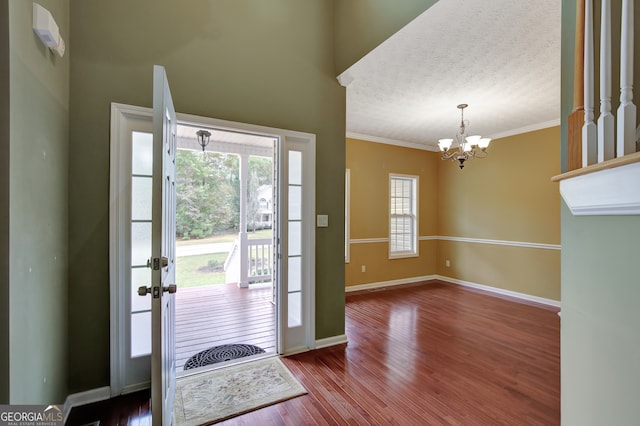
[437,236,561,250]
[346,132,439,152]
[345,275,438,293]
[345,169,351,263]
[278,134,317,356]
[109,103,155,396]
[345,275,560,308]
[63,386,111,424]
[346,120,560,153]
[436,275,561,308]
[315,334,349,349]
[487,119,561,140]
[559,161,640,215]
[350,235,560,250]
[350,237,388,244]
[178,111,315,141]
[281,345,313,356]
[389,173,419,259]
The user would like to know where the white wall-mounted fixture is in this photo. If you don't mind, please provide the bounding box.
[316,214,329,227]
[32,3,65,57]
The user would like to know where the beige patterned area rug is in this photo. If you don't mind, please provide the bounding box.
[174,357,307,425]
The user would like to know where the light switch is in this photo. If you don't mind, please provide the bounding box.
[317,214,329,227]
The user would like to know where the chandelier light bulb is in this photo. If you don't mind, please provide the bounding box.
[465,135,481,146]
[478,138,492,149]
[438,138,453,151]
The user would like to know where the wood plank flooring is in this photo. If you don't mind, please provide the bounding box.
[66,280,560,425]
[175,282,275,372]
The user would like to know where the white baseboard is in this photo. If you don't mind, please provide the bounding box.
[436,275,561,308]
[345,275,437,293]
[345,274,560,309]
[315,334,348,349]
[63,386,111,423]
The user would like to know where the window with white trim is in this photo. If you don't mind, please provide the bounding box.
[389,174,418,258]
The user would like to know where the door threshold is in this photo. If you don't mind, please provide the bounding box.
[176,351,277,379]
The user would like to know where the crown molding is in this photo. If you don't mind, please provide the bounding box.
[487,119,561,140]
[346,119,561,152]
[346,132,439,152]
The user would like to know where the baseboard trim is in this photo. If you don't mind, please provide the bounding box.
[63,386,111,423]
[345,275,560,309]
[345,275,437,293]
[315,334,348,349]
[436,275,561,308]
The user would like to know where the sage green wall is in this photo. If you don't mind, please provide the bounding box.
[561,1,640,424]
[8,0,69,404]
[560,206,640,425]
[333,0,438,74]
[0,0,10,405]
[68,0,347,392]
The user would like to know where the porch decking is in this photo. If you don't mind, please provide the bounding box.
[175,282,275,373]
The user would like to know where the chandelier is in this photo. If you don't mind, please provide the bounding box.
[437,104,491,169]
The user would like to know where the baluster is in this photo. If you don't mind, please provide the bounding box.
[260,244,264,274]
[568,0,585,171]
[583,0,597,166]
[617,0,636,157]
[598,0,614,162]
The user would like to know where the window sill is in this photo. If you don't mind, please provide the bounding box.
[552,152,640,216]
[388,252,419,260]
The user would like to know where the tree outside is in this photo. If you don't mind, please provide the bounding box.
[175,149,273,287]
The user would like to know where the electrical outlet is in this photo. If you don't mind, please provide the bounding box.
[445,259,451,268]
[361,265,366,273]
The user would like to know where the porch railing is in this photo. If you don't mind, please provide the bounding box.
[247,238,272,283]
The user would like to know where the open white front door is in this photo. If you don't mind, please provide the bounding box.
[150,65,177,425]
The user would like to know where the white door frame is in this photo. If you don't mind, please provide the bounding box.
[109,105,316,394]
[109,103,154,395]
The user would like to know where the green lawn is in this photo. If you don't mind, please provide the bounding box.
[176,253,228,288]
[176,229,273,288]
[176,229,272,246]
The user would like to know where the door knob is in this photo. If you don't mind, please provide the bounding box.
[163,284,177,294]
[138,286,151,297]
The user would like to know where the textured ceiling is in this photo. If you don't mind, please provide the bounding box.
[338,0,561,151]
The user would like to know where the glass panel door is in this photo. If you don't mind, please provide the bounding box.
[278,135,315,354]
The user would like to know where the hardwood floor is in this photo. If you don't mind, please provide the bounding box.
[175,282,275,373]
[66,280,560,425]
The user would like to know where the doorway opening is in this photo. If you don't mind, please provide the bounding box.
[173,124,276,374]
[109,103,316,395]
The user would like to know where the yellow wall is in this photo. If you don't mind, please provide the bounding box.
[347,126,561,301]
[437,126,560,244]
[437,126,561,300]
[346,138,437,286]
